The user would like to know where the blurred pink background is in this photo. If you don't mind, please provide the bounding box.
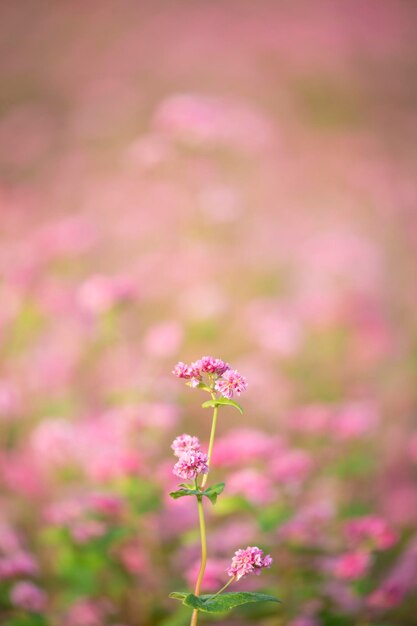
[0,2,417,625]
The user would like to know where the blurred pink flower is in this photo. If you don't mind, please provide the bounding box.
[153,93,274,152]
[44,497,86,526]
[1,450,44,497]
[70,519,107,544]
[289,405,333,434]
[0,522,21,554]
[344,516,397,550]
[288,618,320,626]
[324,581,362,613]
[33,215,98,260]
[77,274,136,315]
[210,520,258,552]
[0,380,21,420]
[0,551,38,579]
[331,402,379,440]
[88,492,124,517]
[31,418,78,468]
[137,403,179,430]
[246,301,303,356]
[367,583,404,610]
[278,502,334,547]
[271,449,313,485]
[64,598,113,626]
[143,321,183,357]
[119,544,149,575]
[368,537,417,609]
[186,558,228,591]
[126,133,171,169]
[85,448,142,483]
[227,469,275,505]
[333,551,372,580]
[212,428,278,466]
[10,581,46,613]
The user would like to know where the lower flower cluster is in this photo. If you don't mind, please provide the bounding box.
[171,434,209,481]
[227,546,273,581]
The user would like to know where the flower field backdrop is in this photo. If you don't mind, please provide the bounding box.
[1,1,417,625]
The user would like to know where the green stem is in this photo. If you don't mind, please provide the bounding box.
[211,575,235,598]
[190,495,207,626]
[201,401,218,489]
[190,401,219,626]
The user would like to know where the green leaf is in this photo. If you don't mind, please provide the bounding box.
[201,398,243,415]
[169,592,188,601]
[203,482,225,504]
[170,483,225,505]
[170,488,201,500]
[181,592,281,613]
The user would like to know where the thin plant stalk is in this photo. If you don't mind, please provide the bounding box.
[201,401,218,489]
[210,575,235,599]
[191,403,218,626]
[190,495,207,626]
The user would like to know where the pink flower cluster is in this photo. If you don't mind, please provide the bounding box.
[215,369,248,399]
[226,546,272,581]
[172,356,247,399]
[171,434,201,457]
[171,434,209,480]
[173,450,209,481]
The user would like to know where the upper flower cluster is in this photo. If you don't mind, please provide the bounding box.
[171,434,208,480]
[172,356,248,399]
[226,546,272,581]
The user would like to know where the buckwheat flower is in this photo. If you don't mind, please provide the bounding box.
[184,360,204,386]
[173,361,202,387]
[172,361,193,379]
[171,434,201,457]
[215,369,248,399]
[198,356,230,376]
[227,546,272,581]
[173,450,209,480]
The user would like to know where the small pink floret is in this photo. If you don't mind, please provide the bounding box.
[226,546,272,580]
[173,450,209,480]
[197,356,230,375]
[215,369,248,399]
[172,362,193,379]
[171,434,201,457]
